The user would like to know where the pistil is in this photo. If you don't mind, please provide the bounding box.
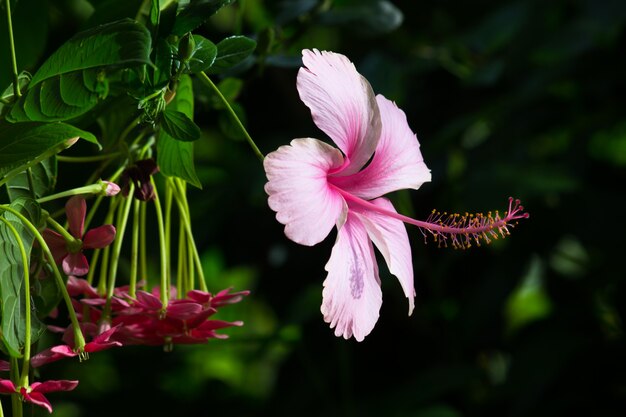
[333,186,529,249]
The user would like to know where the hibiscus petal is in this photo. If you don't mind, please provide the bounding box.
[297,49,381,175]
[321,213,382,341]
[65,196,86,238]
[83,224,116,249]
[353,198,416,315]
[264,138,347,246]
[331,95,431,200]
[62,252,89,276]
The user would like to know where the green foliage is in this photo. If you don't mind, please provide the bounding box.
[0,121,98,179]
[161,109,201,142]
[207,36,257,74]
[157,75,202,187]
[7,19,152,122]
[0,198,46,356]
[187,35,218,73]
[30,19,152,86]
[172,0,234,35]
[6,157,57,201]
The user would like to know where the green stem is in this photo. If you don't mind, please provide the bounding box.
[139,201,147,289]
[36,183,105,204]
[26,168,36,199]
[197,71,264,163]
[86,248,101,286]
[129,198,140,298]
[171,178,206,291]
[106,191,133,300]
[5,0,21,98]
[96,198,119,295]
[84,166,125,231]
[46,216,77,243]
[0,218,31,386]
[176,218,185,297]
[0,206,86,353]
[10,361,22,417]
[56,152,121,163]
[150,177,169,307]
[164,180,172,293]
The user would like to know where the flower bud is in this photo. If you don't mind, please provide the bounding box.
[102,181,121,196]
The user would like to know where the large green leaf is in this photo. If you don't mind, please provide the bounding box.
[207,36,257,74]
[29,18,152,86]
[188,35,218,74]
[157,75,201,188]
[6,157,57,201]
[172,0,234,36]
[161,109,201,142]
[0,121,99,179]
[0,198,46,357]
[6,19,150,122]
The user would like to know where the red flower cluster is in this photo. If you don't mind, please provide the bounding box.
[66,277,248,348]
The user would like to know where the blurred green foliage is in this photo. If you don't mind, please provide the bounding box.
[1,0,624,415]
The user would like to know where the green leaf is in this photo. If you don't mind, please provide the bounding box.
[188,35,217,74]
[6,157,57,201]
[208,36,257,74]
[0,121,99,179]
[29,18,152,87]
[152,38,174,88]
[0,198,46,357]
[157,75,201,188]
[320,0,403,35]
[7,19,147,122]
[172,0,234,36]
[161,109,201,142]
[150,0,160,27]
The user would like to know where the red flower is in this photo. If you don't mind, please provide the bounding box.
[30,325,122,368]
[43,197,116,276]
[0,378,78,413]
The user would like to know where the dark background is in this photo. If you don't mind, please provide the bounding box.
[2,0,626,416]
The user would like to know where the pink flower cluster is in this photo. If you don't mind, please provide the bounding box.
[65,277,248,347]
[0,280,247,413]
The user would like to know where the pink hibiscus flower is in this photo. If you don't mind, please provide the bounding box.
[0,378,78,413]
[264,49,528,341]
[43,196,116,276]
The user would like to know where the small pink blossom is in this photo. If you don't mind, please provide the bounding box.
[43,196,116,276]
[0,378,78,413]
[102,180,121,196]
[30,325,122,368]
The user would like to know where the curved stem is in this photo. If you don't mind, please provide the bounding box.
[5,0,21,98]
[57,152,121,163]
[0,206,86,353]
[128,198,140,298]
[0,218,31,385]
[150,177,169,307]
[106,190,134,300]
[171,178,206,291]
[46,216,77,243]
[37,183,103,204]
[197,71,264,163]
